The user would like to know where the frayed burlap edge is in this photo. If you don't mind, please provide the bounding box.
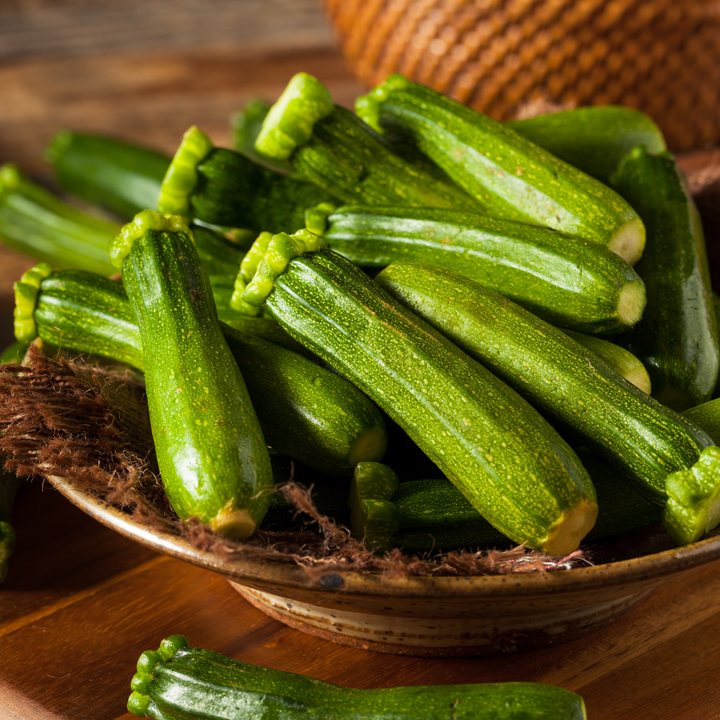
[0,344,587,580]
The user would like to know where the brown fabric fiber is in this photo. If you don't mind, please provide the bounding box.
[0,344,584,578]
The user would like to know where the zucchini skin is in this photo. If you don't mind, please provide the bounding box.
[115,217,273,538]
[375,263,714,508]
[247,246,597,554]
[192,147,336,234]
[322,205,646,334]
[610,147,720,411]
[128,635,587,720]
[0,164,118,277]
[46,131,170,220]
[30,269,386,476]
[356,76,645,265]
[507,106,666,184]
[389,447,665,552]
[277,104,482,211]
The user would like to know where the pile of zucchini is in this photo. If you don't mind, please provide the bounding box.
[3,71,720,568]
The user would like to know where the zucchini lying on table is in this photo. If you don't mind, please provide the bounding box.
[355,74,646,265]
[237,229,598,555]
[107,210,274,539]
[128,635,587,720]
[375,263,720,546]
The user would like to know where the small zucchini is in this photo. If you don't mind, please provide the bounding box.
[610,147,720,411]
[0,164,118,276]
[374,263,720,545]
[356,75,645,265]
[232,97,293,175]
[563,330,651,395]
[108,210,273,539]
[315,204,646,335]
[254,73,482,212]
[45,130,171,220]
[128,635,587,720]
[239,230,598,555]
[17,264,387,477]
[351,456,664,554]
[158,125,336,234]
[507,105,666,184]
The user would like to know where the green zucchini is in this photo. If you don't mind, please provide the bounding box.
[46,130,170,219]
[16,264,387,477]
[108,211,273,539]
[610,147,720,411]
[563,330,651,394]
[232,97,293,175]
[356,75,645,265]
[374,263,720,545]
[316,204,646,335]
[239,230,598,555]
[351,454,666,553]
[254,73,483,212]
[128,635,587,720]
[158,125,336,234]
[0,164,118,276]
[507,106,666,184]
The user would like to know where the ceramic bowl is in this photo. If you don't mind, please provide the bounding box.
[48,472,720,657]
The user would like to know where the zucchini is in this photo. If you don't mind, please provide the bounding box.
[239,230,598,555]
[0,164,117,276]
[254,73,483,212]
[128,635,587,720]
[17,264,387,477]
[507,106,666,184]
[351,455,665,553]
[316,204,646,335]
[374,263,720,545]
[232,97,293,175]
[45,130,170,219]
[356,75,645,265]
[158,125,336,234]
[610,147,720,411]
[108,210,273,539]
[564,330,651,395]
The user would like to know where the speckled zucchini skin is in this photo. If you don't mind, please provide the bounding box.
[507,106,666,184]
[375,263,714,506]
[356,76,645,265]
[128,635,587,720]
[322,205,646,334]
[610,147,720,411]
[117,222,273,538]
[253,248,596,553]
[286,106,481,211]
[30,268,386,477]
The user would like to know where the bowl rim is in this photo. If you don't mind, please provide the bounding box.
[49,473,720,599]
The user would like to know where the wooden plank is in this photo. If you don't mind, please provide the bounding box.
[0,0,333,61]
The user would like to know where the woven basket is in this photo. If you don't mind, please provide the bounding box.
[323,0,720,152]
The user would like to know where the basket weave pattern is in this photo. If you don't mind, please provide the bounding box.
[323,0,720,151]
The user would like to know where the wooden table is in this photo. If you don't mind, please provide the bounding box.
[2,4,720,718]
